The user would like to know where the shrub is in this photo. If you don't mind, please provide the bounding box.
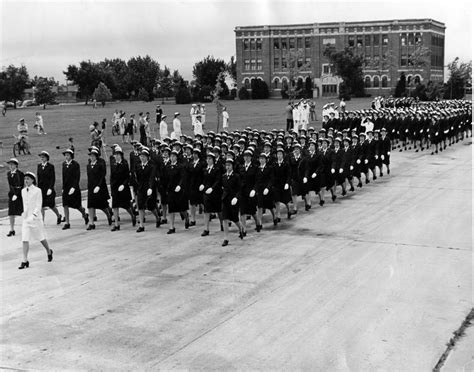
[238,87,250,100]
[175,87,192,104]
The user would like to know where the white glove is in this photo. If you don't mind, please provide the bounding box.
[93,186,100,194]
[205,187,213,195]
[339,168,343,173]
[405,129,409,133]
[435,132,438,136]
[12,195,17,201]
[249,190,256,198]
[68,187,75,195]
[421,130,424,133]
[199,184,204,191]
[311,173,317,179]
[147,188,152,196]
[381,155,385,160]
[331,169,335,174]
[356,159,361,164]
[387,152,391,155]
[263,188,269,195]
[284,183,289,190]
[118,185,125,192]
[46,189,52,196]
[303,177,308,184]
[375,155,378,159]
[231,197,237,206]
[175,185,181,192]
[364,159,368,164]
[350,165,354,170]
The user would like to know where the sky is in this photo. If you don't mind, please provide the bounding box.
[0,0,472,83]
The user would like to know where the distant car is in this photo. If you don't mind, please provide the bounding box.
[21,100,37,107]
[1,101,15,108]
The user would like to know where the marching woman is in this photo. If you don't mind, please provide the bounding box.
[61,149,89,229]
[221,158,244,246]
[373,130,384,177]
[331,138,346,197]
[319,138,336,205]
[158,146,171,224]
[37,151,62,224]
[135,148,160,232]
[18,172,53,270]
[357,132,370,184]
[380,128,391,175]
[255,152,277,231]
[351,134,363,188]
[200,152,223,237]
[238,149,258,236]
[304,140,322,209]
[110,146,136,231]
[86,147,112,230]
[289,143,306,214]
[365,130,377,181]
[341,137,355,192]
[273,148,293,220]
[6,158,24,237]
[187,148,204,226]
[165,150,190,234]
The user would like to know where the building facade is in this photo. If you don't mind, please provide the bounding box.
[23,84,79,103]
[234,19,445,98]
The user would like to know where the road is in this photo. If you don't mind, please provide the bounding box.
[1,140,472,370]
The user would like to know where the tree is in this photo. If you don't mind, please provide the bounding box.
[156,66,173,101]
[425,80,444,101]
[444,57,472,99]
[0,65,30,108]
[212,70,228,131]
[171,69,185,93]
[100,58,129,99]
[137,87,150,101]
[93,82,113,105]
[127,55,160,100]
[227,56,237,82]
[238,87,250,100]
[33,76,57,105]
[175,86,192,104]
[323,46,365,97]
[406,46,430,95]
[193,56,227,88]
[394,72,407,97]
[64,61,104,104]
[250,79,269,99]
[281,48,311,99]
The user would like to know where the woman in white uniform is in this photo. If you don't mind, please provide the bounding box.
[18,172,53,270]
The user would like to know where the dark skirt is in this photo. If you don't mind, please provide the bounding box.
[306,176,320,193]
[158,185,168,205]
[41,189,56,209]
[203,192,221,213]
[382,155,390,165]
[257,190,274,210]
[168,189,188,213]
[273,186,292,204]
[8,195,23,216]
[87,188,110,210]
[188,187,203,206]
[239,194,257,215]
[222,198,239,222]
[111,187,132,209]
[137,190,157,211]
[291,179,306,196]
[320,171,334,190]
[334,171,346,186]
[62,188,83,209]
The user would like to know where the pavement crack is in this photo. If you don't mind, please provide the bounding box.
[433,307,474,371]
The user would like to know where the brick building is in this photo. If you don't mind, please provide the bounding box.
[234,18,445,98]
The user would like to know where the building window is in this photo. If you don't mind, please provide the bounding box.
[364,76,371,88]
[274,57,279,70]
[250,59,256,70]
[256,59,262,70]
[322,84,337,94]
[373,76,380,87]
[281,39,287,49]
[305,38,311,48]
[250,39,256,50]
[373,47,380,57]
[408,33,414,46]
[381,76,388,87]
[348,35,355,47]
[297,57,303,68]
[415,33,422,45]
[357,35,363,47]
[243,78,250,89]
[256,39,262,50]
[289,38,295,49]
[305,57,311,68]
[243,39,249,50]
[297,37,303,49]
[400,56,408,66]
[382,34,388,45]
[274,40,280,49]
[244,59,250,70]
[401,34,406,46]
[364,35,371,46]
[373,34,380,46]
[273,78,279,89]
[281,57,287,69]
[282,78,289,90]
[322,64,333,75]
[323,38,336,45]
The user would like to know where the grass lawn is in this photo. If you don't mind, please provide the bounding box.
[0,97,374,209]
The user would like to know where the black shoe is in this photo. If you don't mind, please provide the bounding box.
[84,213,89,225]
[431,151,434,155]
[7,230,15,237]
[305,204,311,211]
[161,218,168,224]
[62,223,70,230]
[380,173,383,177]
[287,212,292,219]
[222,240,229,247]
[435,150,438,154]
[243,231,247,237]
[277,217,281,223]
[48,249,53,262]
[201,230,209,237]
[239,230,244,239]
[415,149,419,153]
[86,224,95,230]
[342,190,347,196]
[373,176,377,181]
[57,215,63,225]
[273,219,278,226]
[365,179,370,184]
[136,226,145,233]
[167,228,176,234]
[111,225,120,231]
[156,220,161,228]
[319,200,325,206]
[331,194,337,202]
[18,261,29,270]
[185,217,190,229]
[256,225,262,232]
[189,221,196,226]
[350,186,355,192]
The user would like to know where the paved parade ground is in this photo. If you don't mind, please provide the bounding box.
[0,132,472,369]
